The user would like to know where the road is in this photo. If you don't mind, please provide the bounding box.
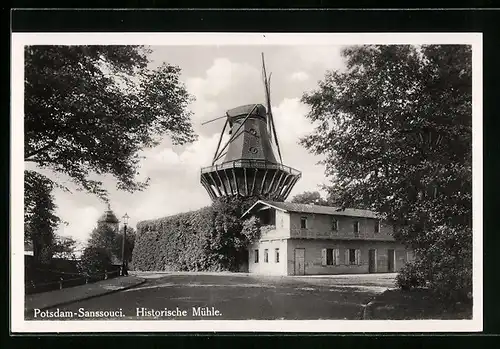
[32,273,397,320]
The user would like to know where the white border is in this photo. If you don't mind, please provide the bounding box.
[11,32,483,333]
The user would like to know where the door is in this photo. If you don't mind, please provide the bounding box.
[368,249,377,273]
[387,249,395,272]
[294,248,305,275]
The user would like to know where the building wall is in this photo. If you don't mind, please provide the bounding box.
[288,212,394,241]
[248,239,288,275]
[285,239,410,275]
[259,209,290,240]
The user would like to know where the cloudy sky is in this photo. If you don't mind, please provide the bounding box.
[30,44,349,245]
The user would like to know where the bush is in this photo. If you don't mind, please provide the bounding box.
[132,196,260,272]
[396,260,427,291]
[79,246,113,275]
[396,226,472,302]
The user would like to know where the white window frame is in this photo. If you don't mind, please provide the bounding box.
[322,248,340,266]
[375,219,381,233]
[264,249,269,263]
[254,249,259,263]
[275,248,280,263]
[345,248,361,265]
[353,221,360,233]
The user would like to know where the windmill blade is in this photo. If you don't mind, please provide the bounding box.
[266,76,283,164]
[201,115,227,126]
[261,53,273,143]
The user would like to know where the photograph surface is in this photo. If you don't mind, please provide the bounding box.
[11,32,482,332]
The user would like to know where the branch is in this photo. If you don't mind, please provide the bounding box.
[25,138,59,160]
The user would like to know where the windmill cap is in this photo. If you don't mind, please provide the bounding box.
[226,104,267,119]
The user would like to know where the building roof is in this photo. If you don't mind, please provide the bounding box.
[97,210,119,223]
[242,200,381,219]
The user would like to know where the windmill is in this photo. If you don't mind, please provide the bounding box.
[199,53,301,201]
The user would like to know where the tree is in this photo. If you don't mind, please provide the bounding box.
[24,170,60,264]
[25,45,196,199]
[87,225,119,261]
[52,235,78,260]
[290,191,329,205]
[87,225,136,264]
[79,246,113,275]
[24,45,196,264]
[301,45,472,300]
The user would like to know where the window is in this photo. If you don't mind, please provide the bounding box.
[275,248,280,263]
[322,248,340,266]
[300,216,307,229]
[374,220,381,233]
[345,249,361,265]
[332,218,338,231]
[254,249,259,263]
[353,221,360,233]
[264,249,269,263]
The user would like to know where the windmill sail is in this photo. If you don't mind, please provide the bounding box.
[261,53,283,164]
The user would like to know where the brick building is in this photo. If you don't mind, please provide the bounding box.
[242,200,414,276]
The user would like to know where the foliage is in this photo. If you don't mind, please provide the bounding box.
[24,170,61,264]
[115,227,136,263]
[79,246,113,275]
[52,235,78,259]
[290,191,329,205]
[87,224,119,259]
[301,45,472,299]
[132,196,259,272]
[86,224,136,263]
[241,216,262,243]
[24,45,197,200]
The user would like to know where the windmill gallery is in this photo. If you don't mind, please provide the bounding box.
[132,54,414,276]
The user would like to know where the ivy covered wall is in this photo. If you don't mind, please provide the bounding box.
[131,196,261,272]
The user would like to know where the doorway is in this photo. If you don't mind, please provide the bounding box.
[294,248,305,275]
[368,249,377,273]
[387,249,395,272]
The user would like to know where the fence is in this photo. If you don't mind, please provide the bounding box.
[25,265,122,294]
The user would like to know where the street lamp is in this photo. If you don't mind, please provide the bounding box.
[121,213,130,276]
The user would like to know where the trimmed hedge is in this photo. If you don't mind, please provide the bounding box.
[131,196,260,272]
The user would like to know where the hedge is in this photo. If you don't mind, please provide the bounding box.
[131,196,261,272]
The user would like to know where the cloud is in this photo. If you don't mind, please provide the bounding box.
[289,71,310,82]
[185,58,263,128]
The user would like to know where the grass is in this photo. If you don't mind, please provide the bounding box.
[366,288,473,320]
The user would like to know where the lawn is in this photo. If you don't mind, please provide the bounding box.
[365,288,473,320]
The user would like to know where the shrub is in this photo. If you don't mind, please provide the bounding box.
[396,226,472,302]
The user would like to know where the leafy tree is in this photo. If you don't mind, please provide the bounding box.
[87,224,119,261]
[301,45,472,300]
[87,224,136,264]
[24,45,196,264]
[79,246,113,275]
[24,170,60,264]
[52,235,78,260]
[290,191,329,205]
[24,45,197,199]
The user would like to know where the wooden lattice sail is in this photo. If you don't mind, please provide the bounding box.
[200,54,301,201]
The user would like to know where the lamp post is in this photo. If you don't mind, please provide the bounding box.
[121,213,130,276]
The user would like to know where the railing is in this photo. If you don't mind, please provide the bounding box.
[25,268,122,294]
[201,159,301,176]
[290,229,396,241]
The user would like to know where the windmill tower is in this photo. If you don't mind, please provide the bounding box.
[200,53,301,201]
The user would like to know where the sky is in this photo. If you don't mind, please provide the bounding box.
[30,45,348,245]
